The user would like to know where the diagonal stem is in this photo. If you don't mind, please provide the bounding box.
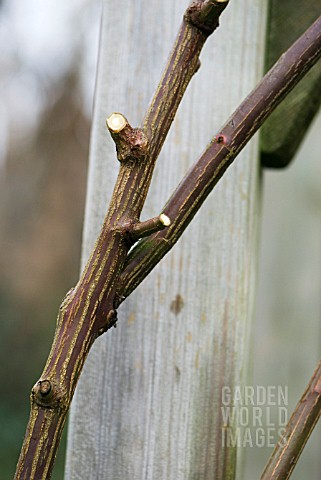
[117,14,321,301]
[260,358,321,480]
[14,2,229,478]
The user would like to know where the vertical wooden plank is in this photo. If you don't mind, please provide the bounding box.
[65,1,267,478]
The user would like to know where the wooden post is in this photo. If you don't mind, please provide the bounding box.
[65,1,267,478]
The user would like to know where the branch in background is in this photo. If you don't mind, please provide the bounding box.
[260,358,321,480]
[261,0,321,168]
[14,1,321,477]
[14,2,229,479]
[117,14,321,301]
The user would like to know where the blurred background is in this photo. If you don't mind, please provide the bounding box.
[0,0,100,477]
[0,1,320,479]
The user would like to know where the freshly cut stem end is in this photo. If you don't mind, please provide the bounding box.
[129,214,171,242]
[106,113,148,163]
[159,213,171,226]
[106,113,127,133]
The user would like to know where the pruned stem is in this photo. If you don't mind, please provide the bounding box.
[14,2,321,478]
[14,2,228,478]
[117,14,321,301]
[260,358,321,480]
[128,214,171,241]
[106,113,148,163]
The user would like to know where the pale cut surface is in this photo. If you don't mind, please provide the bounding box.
[65,1,267,479]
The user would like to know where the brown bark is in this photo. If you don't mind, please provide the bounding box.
[261,358,321,480]
[118,14,321,301]
[14,2,229,478]
[14,3,321,479]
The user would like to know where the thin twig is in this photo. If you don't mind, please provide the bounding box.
[129,214,171,241]
[260,358,321,480]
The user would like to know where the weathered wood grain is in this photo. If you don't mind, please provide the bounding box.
[14,1,230,478]
[65,1,267,479]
